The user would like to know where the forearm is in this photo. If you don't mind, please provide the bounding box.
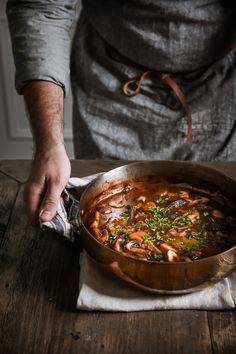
[23,81,64,153]
[22,80,71,223]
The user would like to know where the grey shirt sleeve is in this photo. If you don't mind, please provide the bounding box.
[7,0,78,96]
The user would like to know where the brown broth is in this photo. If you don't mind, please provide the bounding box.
[85,178,236,262]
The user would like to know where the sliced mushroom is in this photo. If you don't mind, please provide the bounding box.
[126,227,135,233]
[143,201,156,210]
[191,250,203,257]
[125,241,151,255]
[94,211,100,221]
[169,228,188,237]
[90,219,99,230]
[109,183,126,195]
[99,229,109,242]
[146,241,162,254]
[99,214,110,227]
[114,238,123,253]
[129,230,147,241]
[187,210,200,223]
[108,193,126,208]
[91,183,126,207]
[136,195,146,203]
[212,209,224,218]
[187,196,209,207]
[90,210,101,229]
[98,205,112,214]
[160,191,168,196]
[167,250,179,262]
[179,191,189,199]
[160,243,176,253]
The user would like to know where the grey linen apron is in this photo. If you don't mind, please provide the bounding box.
[71,1,236,160]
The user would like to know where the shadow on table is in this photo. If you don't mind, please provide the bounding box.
[38,230,82,312]
[10,225,82,313]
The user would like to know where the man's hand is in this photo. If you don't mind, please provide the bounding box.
[24,146,71,224]
[22,81,70,223]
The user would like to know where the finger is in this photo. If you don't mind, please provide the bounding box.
[39,182,64,222]
[23,182,45,224]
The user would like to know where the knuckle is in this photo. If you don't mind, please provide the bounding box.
[48,180,65,195]
[49,175,61,186]
[43,198,58,209]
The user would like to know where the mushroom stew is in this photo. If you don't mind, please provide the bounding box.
[84,177,236,262]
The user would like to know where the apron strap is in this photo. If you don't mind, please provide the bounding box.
[123,71,192,143]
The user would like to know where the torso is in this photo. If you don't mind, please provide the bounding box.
[83,0,236,72]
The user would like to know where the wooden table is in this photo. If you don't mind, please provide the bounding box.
[0,160,235,354]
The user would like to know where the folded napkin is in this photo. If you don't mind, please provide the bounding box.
[41,174,236,311]
[78,251,235,311]
[41,173,103,242]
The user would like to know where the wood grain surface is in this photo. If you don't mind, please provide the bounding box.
[0,160,235,354]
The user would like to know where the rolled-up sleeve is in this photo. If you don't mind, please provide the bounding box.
[7,0,78,96]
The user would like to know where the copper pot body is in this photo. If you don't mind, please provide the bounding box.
[78,161,236,294]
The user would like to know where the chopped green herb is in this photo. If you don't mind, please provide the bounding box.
[185,244,200,251]
[143,234,153,241]
[109,231,119,244]
[110,231,118,238]
[175,216,191,227]
[186,232,194,239]
[151,253,165,261]
[120,238,127,245]
[156,197,169,204]
[109,239,117,245]
[156,206,165,213]
[154,232,164,241]
[120,213,129,221]
[166,237,175,241]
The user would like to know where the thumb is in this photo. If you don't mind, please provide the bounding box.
[39,183,63,222]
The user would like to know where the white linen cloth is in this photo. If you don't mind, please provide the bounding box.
[77,251,235,311]
[41,175,236,311]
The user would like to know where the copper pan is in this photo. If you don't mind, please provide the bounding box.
[78,161,236,294]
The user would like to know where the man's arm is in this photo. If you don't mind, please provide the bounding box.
[7,0,78,222]
[22,81,70,223]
